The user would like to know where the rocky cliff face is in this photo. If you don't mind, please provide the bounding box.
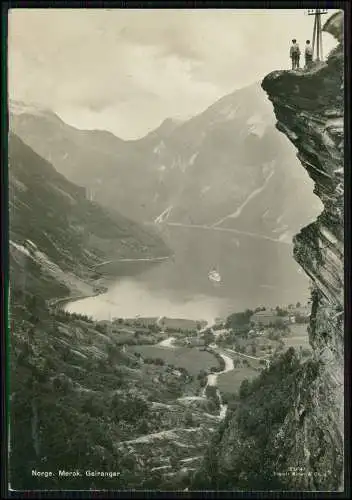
[193,14,344,491]
[262,20,344,487]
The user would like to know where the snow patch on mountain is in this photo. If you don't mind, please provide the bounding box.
[155,205,173,224]
[10,240,31,257]
[246,114,269,138]
[9,99,52,118]
[10,175,28,193]
[153,141,166,155]
[10,239,92,295]
[212,168,275,227]
[189,152,198,166]
[272,224,289,234]
[201,186,211,195]
[217,103,241,121]
[278,231,293,244]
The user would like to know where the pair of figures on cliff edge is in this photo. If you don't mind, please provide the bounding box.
[290,39,313,70]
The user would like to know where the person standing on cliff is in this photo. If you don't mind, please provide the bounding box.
[305,40,313,69]
[290,39,301,70]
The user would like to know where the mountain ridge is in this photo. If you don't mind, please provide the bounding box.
[10,82,322,243]
[9,131,169,291]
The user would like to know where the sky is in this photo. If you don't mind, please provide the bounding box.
[8,8,339,139]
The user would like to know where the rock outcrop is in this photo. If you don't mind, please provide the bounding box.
[261,15,344,489]
[323,10,344,43]
[193,11,344,491]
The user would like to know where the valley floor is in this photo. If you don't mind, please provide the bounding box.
[9,238,311,491]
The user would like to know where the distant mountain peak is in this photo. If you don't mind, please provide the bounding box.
[9,99,56,118]
[144,117,184,141]
[160,117,184,128]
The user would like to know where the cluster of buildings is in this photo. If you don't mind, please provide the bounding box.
[250,306,311,328]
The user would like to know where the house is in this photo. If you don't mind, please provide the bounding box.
[214,317,225,326]
[250,310,290,327]
[135,317,159,327]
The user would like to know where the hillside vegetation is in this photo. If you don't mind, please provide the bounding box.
[9,132,169,274]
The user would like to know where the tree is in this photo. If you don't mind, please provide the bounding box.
[234,342,242,352]
[138,419,149,434]
[184,411,194,428]
[239,378,251,399]
[277,309,288,317]
[296,302,301,308]
[226,310,253,330]
[107,343,120,363]
[61,345,71,361]
[203,330,215,346]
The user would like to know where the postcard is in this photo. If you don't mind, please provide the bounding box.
[5,5,346,495]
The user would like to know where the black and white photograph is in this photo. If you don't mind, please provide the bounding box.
[6,5,345,493]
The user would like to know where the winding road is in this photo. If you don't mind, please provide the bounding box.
[95,255,170,270]
[157,323,271,420]
[146,221,291,245]
[201,351,234,419]
[157,331,234,420]
[225,347,271,367]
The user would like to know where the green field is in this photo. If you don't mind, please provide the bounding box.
[161,318,204,330]
[217,366,259,394]
[128,345,219,375]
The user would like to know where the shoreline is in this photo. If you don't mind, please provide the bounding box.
[63,285,215,327]
[47,252,172,315]
[53,286,214,332]
[46,276,109,315]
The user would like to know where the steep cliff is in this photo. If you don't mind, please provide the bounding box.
[261,26,344,490]
[193,12,344,491]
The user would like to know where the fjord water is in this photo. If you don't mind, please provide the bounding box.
[66,224,311,323]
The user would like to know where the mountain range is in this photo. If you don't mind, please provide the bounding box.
[9,131,170,303]
[10,82,322,245]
